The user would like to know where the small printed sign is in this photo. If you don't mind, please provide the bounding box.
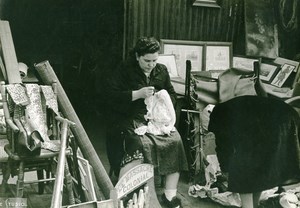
[115,164,154,199]
[0,198,27,208]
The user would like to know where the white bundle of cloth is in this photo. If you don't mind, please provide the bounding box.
[134,89,176,136]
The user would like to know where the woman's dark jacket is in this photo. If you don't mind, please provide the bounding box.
[104,58,177,173]
[208,96,300,193]
[105,58,176,128]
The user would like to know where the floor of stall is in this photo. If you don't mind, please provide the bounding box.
[81,105,300,208]
[1,101,298,207]
[80,107,226,208]
[0,104,225,208]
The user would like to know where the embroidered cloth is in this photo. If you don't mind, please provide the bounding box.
[135,89,176,135]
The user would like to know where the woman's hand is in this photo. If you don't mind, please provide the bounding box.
[132,86,155,101]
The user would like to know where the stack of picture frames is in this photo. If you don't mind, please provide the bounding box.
[233,56,300,88]
[158,39,233,95]
[159,39,233,80]
[158,39,300,96]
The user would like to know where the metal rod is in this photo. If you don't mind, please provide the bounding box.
[24,178,56,184]
[51,120,69,208]
[35,61,113,199]
[181,109,201,114]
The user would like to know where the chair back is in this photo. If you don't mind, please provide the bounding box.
[0,81,59,157]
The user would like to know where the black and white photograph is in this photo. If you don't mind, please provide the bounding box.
[0,1,300,208]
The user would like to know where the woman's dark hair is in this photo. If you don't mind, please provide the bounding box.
[131,37,161,57]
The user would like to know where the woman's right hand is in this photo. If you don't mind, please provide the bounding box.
[132,86,155,101]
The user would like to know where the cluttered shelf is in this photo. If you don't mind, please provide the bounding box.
[171,56,300,102]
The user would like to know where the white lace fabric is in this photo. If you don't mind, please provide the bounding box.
[134,90,176,136]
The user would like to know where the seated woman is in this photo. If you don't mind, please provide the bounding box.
[104,37,188,208]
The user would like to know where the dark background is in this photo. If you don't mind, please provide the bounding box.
[0,0,299,115]
[0,0,124,115]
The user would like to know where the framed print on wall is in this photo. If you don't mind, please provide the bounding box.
[271,64,295,88]
[259,63,279,83]
[192,0,221,8]
[205,42,232,71]
[160,39,204,79]
[244,0,279,59]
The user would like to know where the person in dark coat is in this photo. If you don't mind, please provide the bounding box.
[208,95,300,208]
[104,37,188,208]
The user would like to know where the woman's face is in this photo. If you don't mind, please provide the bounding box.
[136,52,159,73]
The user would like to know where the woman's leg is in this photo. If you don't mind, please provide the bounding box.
[165,172,180,190]
[161,172,181,208]
[240,192,261,208]
[240,193,254,208]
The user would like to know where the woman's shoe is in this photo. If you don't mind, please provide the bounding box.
[161,193,182,208]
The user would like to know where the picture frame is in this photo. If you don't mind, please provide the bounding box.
[192,0,220,8]
[205,42,232,71]
[259,63,279,83]
[233,56,259,71]
[157,54,179,78]
[244,0,279,59]
[160,39,204,79]
[160,39,233,79]
[274,57,300,87]
[271,64,295,88]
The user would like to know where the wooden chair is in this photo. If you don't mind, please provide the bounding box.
[0,81,74,200]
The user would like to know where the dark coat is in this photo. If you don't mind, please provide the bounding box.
[208,96,300,193]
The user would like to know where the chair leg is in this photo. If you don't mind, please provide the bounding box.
[0,162,11,193]
[64,162,75,205]
[37,169,45,194]
[16,161,25,197]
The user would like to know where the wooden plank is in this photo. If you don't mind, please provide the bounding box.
[35,61,114,199]
[0,20,22,84]
[0,55,7,81]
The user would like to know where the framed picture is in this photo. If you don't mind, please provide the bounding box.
[274,57,300,87]
[157,54,178,78]
[192,0,220,8]
[244,0,279,59]
[233,56,259,71]
[160,39,204,79]
[259,63,278,83]
[205,42,232,71]
[271,64,295,88]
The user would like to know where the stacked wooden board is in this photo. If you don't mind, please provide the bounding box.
[0,20,22,83]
